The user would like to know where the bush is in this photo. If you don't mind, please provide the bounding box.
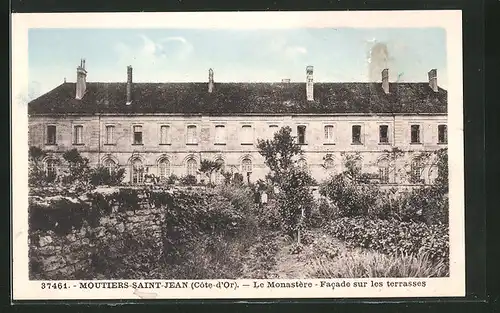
[61,149,91,184]
[275,168,315,238]
[215,184,254,214]
[326,216,449,265]
[89,166,125,186]
[166,174,179,185]
[319,174,385,218]
[180,175,197,186]
[29,197,91,235]
[320,174,448,225]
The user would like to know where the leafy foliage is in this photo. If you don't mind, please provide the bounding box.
[199,159,223,185]
[179,175,197,186]
[89,166,126,186]
[28,146,51,186]
[257,126,302,184]
[311,249,449,278]
[326,216,449,265]
[257,126,315,238]
[61,149,91,185]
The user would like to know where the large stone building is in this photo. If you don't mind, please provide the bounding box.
[28,60,448,185]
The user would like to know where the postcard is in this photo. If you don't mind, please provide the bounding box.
[11,10,464,300]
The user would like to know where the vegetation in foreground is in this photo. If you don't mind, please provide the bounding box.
[29,126,449,279]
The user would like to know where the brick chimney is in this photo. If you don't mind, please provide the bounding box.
[306,66,314,101]
[208,68,214,93]
[75,59,87,100]
[126,65,133,105]
[428,69,438,92]
[381,68,389,94]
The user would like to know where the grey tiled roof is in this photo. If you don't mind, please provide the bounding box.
[27,82,447,115]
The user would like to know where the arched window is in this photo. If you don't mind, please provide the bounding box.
[298,158,308,170]
[410,158,423,184]
[158,158,170,180]
[214,158,225,185]
[186,158,197,176]
[378,158,390,184]
[103,158,117,175]
[242,158,252,173]
[45,159,57,179]
[131,158,144,184]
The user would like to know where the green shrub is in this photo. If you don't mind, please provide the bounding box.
[275,168,315,238]
[28,198,91,235]
[89,166,125,186]
[326,216,449,265]
[180,175,197,186]
[319,174,385,218]
[215,184,254,213]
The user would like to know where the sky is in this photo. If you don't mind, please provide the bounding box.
[28,28,447,97]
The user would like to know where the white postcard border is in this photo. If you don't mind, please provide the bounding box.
[12,10,465,300]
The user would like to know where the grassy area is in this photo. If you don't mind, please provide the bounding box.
[239,228,449,279]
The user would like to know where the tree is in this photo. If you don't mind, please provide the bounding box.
[257,126,302,185]
[257,126,314,239]
[199,159,223,185]
[28,146,47,186]
[62,148,91,184]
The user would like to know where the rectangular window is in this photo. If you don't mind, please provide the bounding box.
[269,125,279,139]
[46,125,56,145]
[297,125,306,144]
[379,125,389,144]
[324,125,334,143]
[73,125,83,144]
[438,125,447,143]
[160,125,170,145]
[215,125,226,144]
[411,125,421,143]
[105,125,114,144]
[133,125,143,145]
[187,125,197,144]
[352,125,362,144]
[241,125,253,144]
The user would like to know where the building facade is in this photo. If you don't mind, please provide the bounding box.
[28,60,448,185]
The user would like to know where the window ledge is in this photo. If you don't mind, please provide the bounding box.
[410,142,422,145]
[186,143,198,146]
[351,142,363,145]
[132,143,144,146]
[323,143,336,145]
[241,143,253,146]
[437,142,448,145]
[45,144,57,146]
[378,142,390,145]
[159,143,172,146]
[214,143,226,146]
[298,143,308,145]
[72,143,85,146]
[103,143,116,146]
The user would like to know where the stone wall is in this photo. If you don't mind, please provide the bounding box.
[29,191,165,280]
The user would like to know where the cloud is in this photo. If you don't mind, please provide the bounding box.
[284,46,308,59]
[260,38,308,61]
[114,34,194,70]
